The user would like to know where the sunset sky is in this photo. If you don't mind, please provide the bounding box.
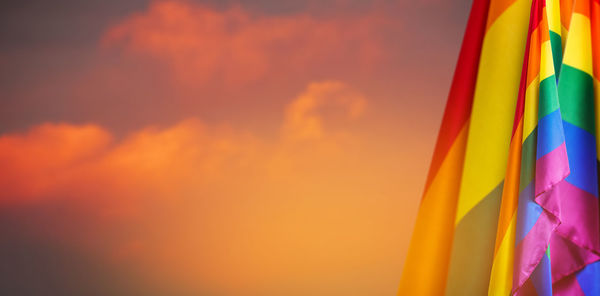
[1,1,469,295]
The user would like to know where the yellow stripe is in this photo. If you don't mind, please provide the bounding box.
[490,6,548,292]
[562,13,593,75]
[399,125,469,296]
[489,119,522,295]
[561,25,569,48]
[488,213,517,295]
[546,0,562,35]
[454,0,531,224]
[523,76,540,141]
[540,40,556,80]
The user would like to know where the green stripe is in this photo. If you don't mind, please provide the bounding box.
[558,64,596,134]
[549,31,563,78]
[538,75,559,118]
[519,128,537,192]
[445,182,503,296]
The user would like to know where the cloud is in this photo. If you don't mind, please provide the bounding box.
[0,123,111,203]
[0,1,466,294]
[282,81,366,142]
[102,1,390,87]
[0,80,364,203]
[0,81,420,296]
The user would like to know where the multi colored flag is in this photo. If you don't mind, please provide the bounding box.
[399,0,600,295]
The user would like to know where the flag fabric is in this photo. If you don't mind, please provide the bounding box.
[490,1,564,295]
[512,1,567,295]
[550,0,600,294]
[397,0,490,294]
[399,0,600,295]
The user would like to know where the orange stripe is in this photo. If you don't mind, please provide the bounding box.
[527,26,541,86]
[561,0,574,29]
[541,8,552,42]
[399,124,469,295]
[494,118,524,254]
[525,8,551,86]
[573,0,590,16]
[486,0,520,30]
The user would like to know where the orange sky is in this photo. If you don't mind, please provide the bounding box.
[0,1,468,294]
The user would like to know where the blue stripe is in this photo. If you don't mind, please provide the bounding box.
[563,121,599,197]
[531,248,553,296]
[515,182,541,245]
[537,109,565,159]
[576,261,600,295]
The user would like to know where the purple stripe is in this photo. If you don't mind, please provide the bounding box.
[563,120,599,197]
[537,109,566,159]
[576,261,600,295]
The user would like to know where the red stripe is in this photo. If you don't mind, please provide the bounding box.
[511,0,545,138]
[592,0,600,79]
[423,0,490,193]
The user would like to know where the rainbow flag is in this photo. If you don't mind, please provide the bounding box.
[399,0,600,295]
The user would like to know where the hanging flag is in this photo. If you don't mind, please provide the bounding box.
[511,1,568,295]
[489,1,552,294]
[400,0,600,295]
[397,0,489,294]
[550,0,600,294]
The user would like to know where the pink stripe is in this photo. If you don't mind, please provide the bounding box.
[513,144,569,293]
[553,274,586,296]
[550,234,600,283]
[513,212,559,294]
[548,180,600,283]
[535,143,569,213]
[555,181,600,253]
